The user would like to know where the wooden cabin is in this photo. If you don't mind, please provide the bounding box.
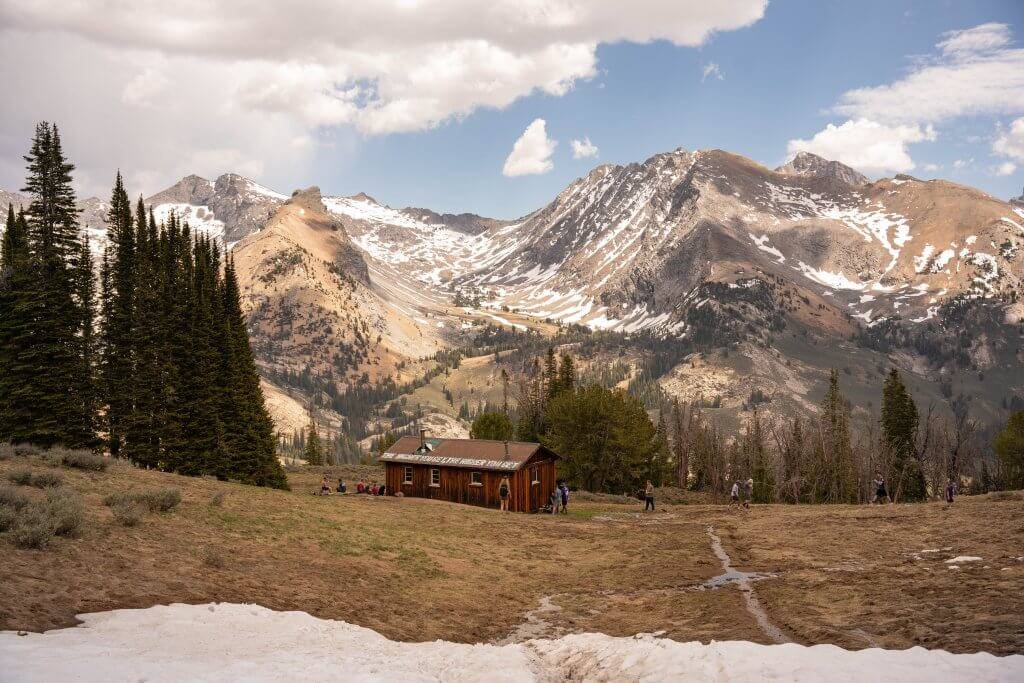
[380,433,559,512]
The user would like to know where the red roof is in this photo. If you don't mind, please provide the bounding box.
[379,436,557,472]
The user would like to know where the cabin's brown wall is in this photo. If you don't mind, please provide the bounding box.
[385,456,557,512]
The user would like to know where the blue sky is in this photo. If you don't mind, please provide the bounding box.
[1,1,1022,218]
[310,0,1024,218]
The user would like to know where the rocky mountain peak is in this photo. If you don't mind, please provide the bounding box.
[350,192,379,205]
[776,151,868,187]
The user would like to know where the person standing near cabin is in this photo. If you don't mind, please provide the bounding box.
[560,482,569,514]
[499,476,511,512]
[644,480,655,511]
[551,485,561,514]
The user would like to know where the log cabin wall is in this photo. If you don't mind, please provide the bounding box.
[385,454,557,512]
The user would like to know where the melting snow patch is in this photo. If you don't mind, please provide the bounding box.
[3,603,1022,683]
[796,262,866,291]
[945,556,983,564]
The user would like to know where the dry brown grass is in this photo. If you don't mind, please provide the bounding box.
[0,456,1021,655]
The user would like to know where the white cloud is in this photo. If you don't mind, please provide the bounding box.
[786,119,936,175]
[0,1,767,196]
[570,137,599,159]
[503,119,556,177]
[701,62,723,82]
[833,23,1024,124]
[995,161,1017,176]
[121,68,169,108]
[993,116,1024,161]
[953,158,973,170]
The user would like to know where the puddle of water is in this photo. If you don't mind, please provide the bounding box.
[706,526,790,644]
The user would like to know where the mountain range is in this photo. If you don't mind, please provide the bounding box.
[3,149,1023,438]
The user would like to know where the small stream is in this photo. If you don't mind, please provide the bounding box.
[706,526,790,644]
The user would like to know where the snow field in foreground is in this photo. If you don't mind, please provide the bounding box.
[2,602,1022,682]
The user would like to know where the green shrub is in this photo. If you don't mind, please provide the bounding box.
[43,488,84,537]
[11,443,40,457]
[111,502,144,527]
[0,483,29,510]
[30,471,64,489]
[6,468,33,486]
[7,468,63,488]
[103,487,181,513]
[50,448,108,471]
[0,506,16,531]
[0,444,13,460]
[202,546,227,568]
[139,488,181,512]
[10,505,55,549]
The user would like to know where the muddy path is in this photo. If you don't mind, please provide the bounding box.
[705,526,790,644]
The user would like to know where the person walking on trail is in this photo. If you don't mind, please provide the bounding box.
[560,482,569,514]
[742,478,753,509]
[945,479,957,505]
[498,476,511,512]
[644,480,655,511]
[871,473,890,504]
[730,481,740,507]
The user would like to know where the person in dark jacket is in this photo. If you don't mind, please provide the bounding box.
[560,482,569,514]
[498,477,511,512]
[337,479,347,494]
[644,480,655,511]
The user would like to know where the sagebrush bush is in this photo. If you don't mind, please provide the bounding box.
[12,443,40,457]
[209,491,226,507]
[0,483,29,510]
[30,471,64,489]
[0,444,13,461]
[202,546,227,569]
[111,502,144,527]
[51,448,108,472]
[0,506,16,531]
[103,487,181,513]
[10,505,55,549]
[43,488,84,537]
[7,468,34,486]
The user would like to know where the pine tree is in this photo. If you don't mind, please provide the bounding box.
[304,413,324,466]
[0,206,32,441]
[100,172,135,456]
[10,123,95,447]
[820,369,856,502]
[557,353,575,395]
[994,410,1024,490]
[746,408,775,503]
[544,347,559,401]
[882,369,927,501]
[218,254,287,488]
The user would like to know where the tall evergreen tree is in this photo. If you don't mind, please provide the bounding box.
[882,369,927,501]
[99,172,135,455]
[0,207,32,440]
[219,253,287,488]
[9,123,95,447]
[304,412,324,466]
[820,369,856,502]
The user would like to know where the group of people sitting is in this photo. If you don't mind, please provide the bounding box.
[318,476,386,497]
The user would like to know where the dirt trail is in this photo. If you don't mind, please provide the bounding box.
[706,526,790,644]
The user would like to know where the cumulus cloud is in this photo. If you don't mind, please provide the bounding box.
[993,116,1024,161]
[787,119,936,175]
[0,2,767,194]
[994,161,1017,176]
[503,119,557,177]
[833,23,1024,124]
[571,137,599,159]
[701,62,723,82]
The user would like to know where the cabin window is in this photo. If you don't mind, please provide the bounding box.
[470,471,483,486]
[430,468,440,486]
[531,466,540,485]
[403,466,413,484]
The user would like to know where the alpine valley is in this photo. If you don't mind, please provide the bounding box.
[4,149,1023,450]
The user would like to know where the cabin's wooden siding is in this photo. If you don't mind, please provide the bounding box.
[385,455,557,512]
